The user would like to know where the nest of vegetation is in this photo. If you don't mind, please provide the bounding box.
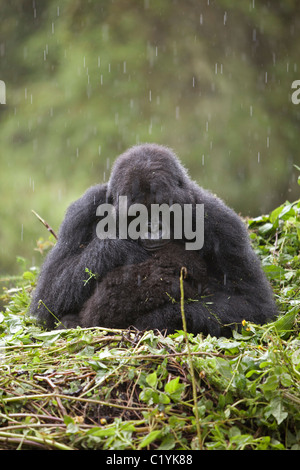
[0,199,299,450]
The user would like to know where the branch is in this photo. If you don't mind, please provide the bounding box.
[32,210,58,240]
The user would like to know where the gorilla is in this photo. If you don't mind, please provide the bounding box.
[30,143,277,337]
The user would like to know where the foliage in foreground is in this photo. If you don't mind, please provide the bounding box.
[0,199,299,450]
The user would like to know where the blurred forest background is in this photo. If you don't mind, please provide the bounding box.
[0,0,299,275]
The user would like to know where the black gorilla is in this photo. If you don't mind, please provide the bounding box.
[30,144,277,337]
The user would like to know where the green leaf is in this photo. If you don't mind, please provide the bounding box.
[261,374,278,392]
[158,434,176,450]
[258,223,274,235]
[268,397,288,425]
[164,377,180,394]
[263,264,285,280]
[164,377,185,402]
[31,331,62,344]
[280,373,293,388]
[146,371,158,388]
[22,271,36,281]
[270,205,284,223]
[278,203,296,220]
[158,392,171,404]
[139,430,162,449]
[274,309,297,337]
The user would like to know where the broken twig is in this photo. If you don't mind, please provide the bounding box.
[32,209,58,240]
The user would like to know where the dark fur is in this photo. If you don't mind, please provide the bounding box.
[30,144,277,336]
[60,243,208,330]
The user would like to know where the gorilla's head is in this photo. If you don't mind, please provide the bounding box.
[107,144,194,208]
[106,144,200,249]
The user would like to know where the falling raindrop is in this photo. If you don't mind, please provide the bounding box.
[21,224,24,242]
[224,12,227,25]
[258,151,260,163]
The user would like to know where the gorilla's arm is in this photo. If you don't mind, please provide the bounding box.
[188,184,277,332]
[60,243,208,330]
[30,184,148,329]
[134,288,275,338]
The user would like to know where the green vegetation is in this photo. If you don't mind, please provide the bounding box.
[0,198,299,450]
[0,0,300,274]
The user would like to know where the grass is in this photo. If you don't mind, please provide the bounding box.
[0,198,299,450]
